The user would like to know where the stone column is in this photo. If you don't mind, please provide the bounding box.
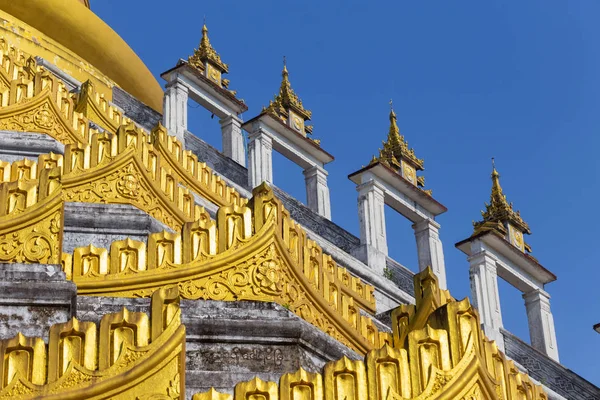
[220,115,246,167]
[413,218,447,289]
[303,165,331,220]
[351,180,387,274]
[247,129,273,188]
[163,79,188,145]
[468,250,504,350]
[523,289,559,361]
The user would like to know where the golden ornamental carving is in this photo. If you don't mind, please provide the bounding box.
[0,152,379,353]
[0,89,89,145]
[65,184,381,354]
[75,80,126,133]
[0,39,33,90]
[62,153,189,232]
[0,122,240,232]
[0,169,63,264]
[193,268,548,400]
[150,123,247,208]
[0,287,186,399]
[0,46,246,213]
[0,45,90,145]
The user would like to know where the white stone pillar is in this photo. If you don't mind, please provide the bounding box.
[303,165,331,220]
[413,218,447,289]
[247,130,273,188]
[468,250,504,350]
[357,181,387,253]
[163,79,188,145]
[351,180,387,274]
[523,289,559,361]
[220,115,246,167]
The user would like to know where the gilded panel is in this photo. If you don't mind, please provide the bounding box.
[0,171,63,264]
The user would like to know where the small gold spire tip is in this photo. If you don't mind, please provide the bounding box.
[491,157,499,177]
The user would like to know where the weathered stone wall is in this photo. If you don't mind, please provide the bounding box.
[0,263,76,340]
[503,329,600,400]
[76,297,361,397]
[0,130,64,163]
[112,86,162,131]
[184,131,249,188]
[63,202,172,254]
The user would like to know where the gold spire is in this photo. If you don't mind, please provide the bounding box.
[377,104,424,170]
[188,22,229,73]
[265,58,312,122]
[473,159,531,236]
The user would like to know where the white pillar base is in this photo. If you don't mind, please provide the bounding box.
[523,289,559,361]
[468,250,504,350]
[163,79,188,146]
[220,115,245,167]
[413,218,447,289]
[247,130,273,188]
[303,165,331,219]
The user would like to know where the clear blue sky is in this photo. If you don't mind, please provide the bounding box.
[93,0,600,384]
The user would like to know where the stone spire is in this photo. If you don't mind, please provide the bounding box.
[473,159,531,237]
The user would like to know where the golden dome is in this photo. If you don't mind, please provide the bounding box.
[0,0,163,112]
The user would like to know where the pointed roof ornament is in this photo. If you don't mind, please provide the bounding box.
[376,101,424,171]
[188,20,229,74]
[473,158,531,236]
[265,57,312,122]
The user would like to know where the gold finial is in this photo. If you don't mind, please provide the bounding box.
[491,157,499,177]
[282,56,288,76]
[472,157,531,236]
[188,19,229,73]
[376,101,423,171]
[264,57,312,122]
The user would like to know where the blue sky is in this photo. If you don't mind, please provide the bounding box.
[93,0,600,384]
